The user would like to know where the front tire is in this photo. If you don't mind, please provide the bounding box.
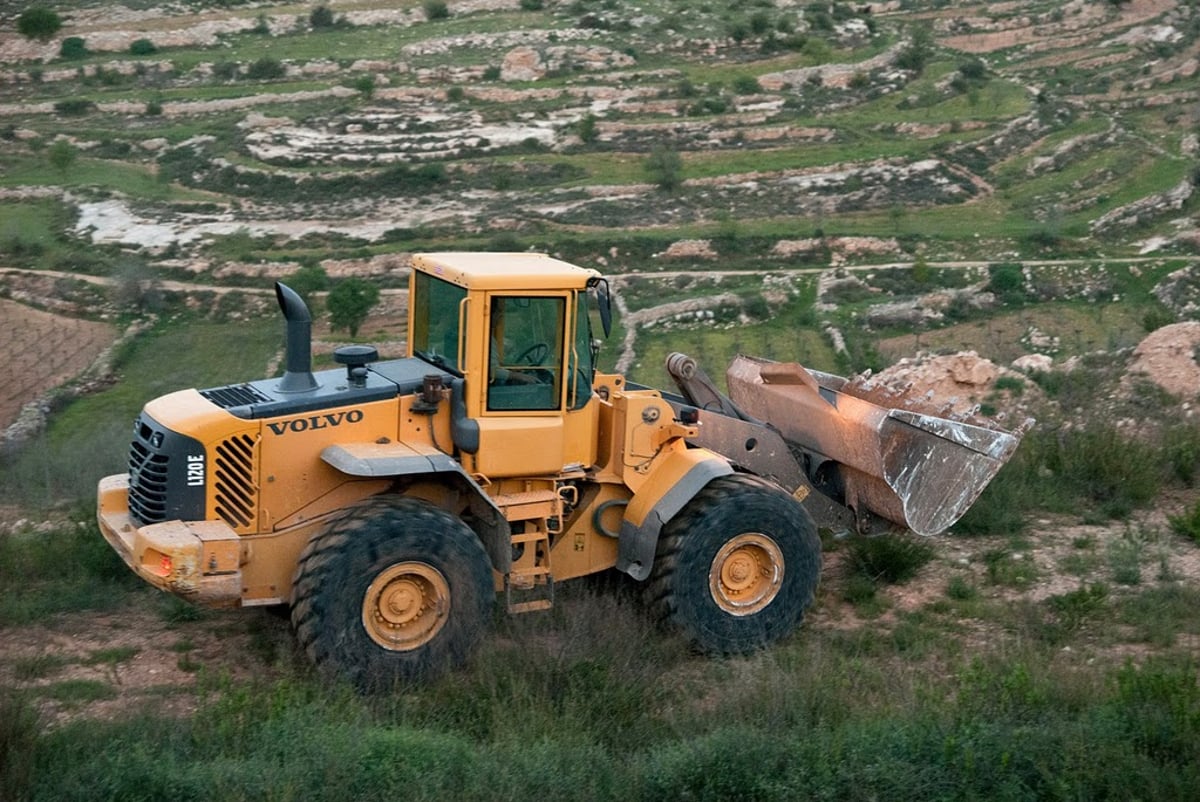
[645,474,821,654]
[291,496,494,689]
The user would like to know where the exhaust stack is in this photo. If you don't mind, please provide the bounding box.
[274,282,320,393]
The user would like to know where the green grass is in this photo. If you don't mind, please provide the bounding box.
[0,521,142,626]
[0,154,203,200]
[4,606,1199,801]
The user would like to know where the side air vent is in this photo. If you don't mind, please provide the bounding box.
[128,439,170,524]
[201,384,273,409]
[214,433,259,531]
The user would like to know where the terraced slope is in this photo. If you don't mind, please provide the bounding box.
[0,0,1195,266]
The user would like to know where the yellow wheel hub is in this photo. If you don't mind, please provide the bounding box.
[709,533,784,616]
[362,562,450,651]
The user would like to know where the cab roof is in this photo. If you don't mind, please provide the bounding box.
[411,252,601,291]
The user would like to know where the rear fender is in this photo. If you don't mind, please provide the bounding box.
[617,448,732,581]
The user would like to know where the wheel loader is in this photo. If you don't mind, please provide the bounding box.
[97,252,1024,687]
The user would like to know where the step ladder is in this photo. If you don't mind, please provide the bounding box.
[493,489,559,614]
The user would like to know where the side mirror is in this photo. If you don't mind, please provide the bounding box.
[589,277,613,338]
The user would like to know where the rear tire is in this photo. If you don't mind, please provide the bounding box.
[291,496,494,689]
[645,474,821,654]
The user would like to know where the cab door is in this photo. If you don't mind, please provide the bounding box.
[471,292,596,477]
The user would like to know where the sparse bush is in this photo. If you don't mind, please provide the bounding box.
[212,61,239,81]
[17,7,61,41]
[0,690,40,800]
[1168,499,1200,543]
[846,534,935,584]
[1142,304,1174,332]
[1033,426,1162,520]
[645,145,683,192]
[577,113,598,143]
[1047,583,1108,631]
[946,575,979,601]
[46,138,76,174]
[520,0,545,9]
[992,375,1025,395]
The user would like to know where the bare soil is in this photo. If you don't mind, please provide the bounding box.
[0,299,118,429]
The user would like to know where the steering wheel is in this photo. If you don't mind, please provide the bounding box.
[517,342,550,365]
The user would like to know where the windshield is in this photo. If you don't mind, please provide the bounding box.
[411,271,467,374]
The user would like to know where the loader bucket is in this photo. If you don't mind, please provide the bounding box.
[725,355,1026,536]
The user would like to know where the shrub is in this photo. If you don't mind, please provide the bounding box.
[17,7,62,41]
[846,534,935,584]
[732,74,760,94]
[519,0,545,8]
[52,98,95,116]
[645,145,683,192]
[577,113,598,143]
[1168,499,1200,543]
[987,262,1027,304]
[245,57,285,80]
[144,99,163,116]
[310,4,335,28]
[352,74,375,97]
[59,36,88,60]
[423,0,449,20]
[482,65,501,80]
[212,61,239,80]
[128,38,156,55]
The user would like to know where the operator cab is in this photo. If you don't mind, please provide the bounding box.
[408,252,607,477]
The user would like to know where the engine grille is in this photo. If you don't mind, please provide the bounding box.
[200,383,272,410]
[127,436,170,525]
[214,433,259,530]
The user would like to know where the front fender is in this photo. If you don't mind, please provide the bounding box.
[616,448,732,581]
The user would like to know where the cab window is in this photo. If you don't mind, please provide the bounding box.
[411,271,466,373]
[487,296,563,411]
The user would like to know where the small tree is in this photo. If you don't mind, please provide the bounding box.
[17,7,62,41]
[47,138,76,175]
[286,261,330,309]
[327,278,380,338]
[895,24,935,73]
[646,145,683,192]
[577,113,598,144]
